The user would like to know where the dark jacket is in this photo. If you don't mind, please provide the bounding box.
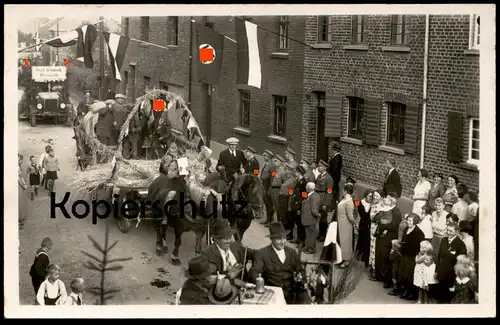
[216,148,247,180]
[201,241,256,276]
[179,279,213,305]
[301,192,321,226]
[436,236,467,286]
[29,248,49,280]
[328,153,342,184]
[95,105,113,139]
[260,160,276,190]
[244,157,260,175]
[401,226,425,258]
[383,169,402,198]
[293,177,307,212]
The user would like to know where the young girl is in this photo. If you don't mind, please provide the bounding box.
[419,205,434,242]
[450,255,478,304]
[42,148,60,192]
[36,264,67,305]
[413,240,436,304]
[26,156,41,201]
[431,198,448,251]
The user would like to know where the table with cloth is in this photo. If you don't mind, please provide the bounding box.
[233,285,287,305]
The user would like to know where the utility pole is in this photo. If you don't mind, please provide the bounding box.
[56,18,59,65]
[99,17,105,101]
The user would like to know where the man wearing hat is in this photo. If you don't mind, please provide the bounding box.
[285,147,297,166]
[179,256,218,305]
[328,142,343,205]
[126,106,146,159]
[216,137,247,199]
[315,160,335,242]
[243,146,260,175]
[300,158,316,183]
[110,94,129,147]
[269,154,286,223]
[76,90,94,118]
[260,150,277,226]
[301,182,322,254]
[94,99,114,150]
[291,165,308,246]
[201,221,256,280]
[249,222,311,304]
[279,163,298,241]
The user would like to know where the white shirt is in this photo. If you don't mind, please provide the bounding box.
[418,214,434,239]
[468,202,479,221]
[229,150,236,157]
[36,279,68,305]
[432,210,449,237]
[312,168,320,179]
[64,292,84,305]
[216,244,237,271]
[461,234,475,261]
[39,152,49,171]
[272,245,286,264]
[388,168,395,177]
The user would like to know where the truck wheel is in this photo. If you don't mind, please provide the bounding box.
[30,114,36,127]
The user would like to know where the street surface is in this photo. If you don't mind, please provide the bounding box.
[18,123,409,305]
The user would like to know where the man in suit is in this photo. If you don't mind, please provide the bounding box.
[291,166,308,246]
[284,147,297,166]
[249,223,311,304]
[260,149,276,226]
[179,256,218,305]
[301,182,322,254]
[243,146,260,175]
[76,90,94,118]
[216,137,247,200]
[202,221,256,280]
[300,158,316,183]
[279,163,298,241]
[328,142,343,204]
[383,157,402,198]
[435,223,467,303]
[269,154,286,223]
[315,160,335,242]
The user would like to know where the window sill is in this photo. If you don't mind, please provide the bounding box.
[311,43,333,49]
[270,52,289,60]
[464,49,479,56]
[341,137,363,146]
[378,145,405,156]
[267,134,288,144]
[343,44,369,51]
[461,161,479,172]
[382,45,411,53]
[233,127,251,137]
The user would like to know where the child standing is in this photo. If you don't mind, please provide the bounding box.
[413,240,436,304]
[26,156,41,200]
[388,239,402,296]
[18,154,28,190]
[42,148,60,192]
[36,264,67,305]
[450,255,478,304]
[39,145,52,190]
[64,278,85,305]
[29,237,53,295]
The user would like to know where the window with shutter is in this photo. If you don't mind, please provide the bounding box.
[468,118,480,165]
[324,93,343,138]
[386,102,406,147]
[347,97,365,139]
[447,111,463,163]
[403,103,420,154]
[363,97,381,146]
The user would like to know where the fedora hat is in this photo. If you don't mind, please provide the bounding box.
[207,277,239,305]
[267,222,290,239]
[185,256,217,280]
[211,221,237,239]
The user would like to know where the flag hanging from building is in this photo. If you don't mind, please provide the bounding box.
[103,32,130,81]
[235,19,264,89]
[44,30,79,47]
[194,23,225,85]
[75,24,98,69]
[33,33,42,51]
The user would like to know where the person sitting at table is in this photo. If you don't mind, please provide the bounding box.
[248,222,312,304]
[179,256,218,305]
[201,220,256,280]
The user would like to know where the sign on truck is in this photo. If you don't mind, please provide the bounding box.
[32,66,67,82]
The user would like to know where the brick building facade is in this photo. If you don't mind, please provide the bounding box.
[303,14,480,196]
[121,16,306,156]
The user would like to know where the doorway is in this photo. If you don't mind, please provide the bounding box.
[316,107,329,163]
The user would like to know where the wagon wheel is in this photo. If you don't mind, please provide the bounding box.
[30,111,36,127]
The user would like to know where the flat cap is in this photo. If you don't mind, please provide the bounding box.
[285,147,296,156]
[263,149,274,157]
[246,146,256,154]
[318,159,329,168]
[345,176,357,185]
[115,93,127,99]
[332,142,341,150]
[296,165,306,175]
[226,137,239,145]
[300,158,312,165]
[274,154,285,162]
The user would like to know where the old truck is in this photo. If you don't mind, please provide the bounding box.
[19,65,73,127]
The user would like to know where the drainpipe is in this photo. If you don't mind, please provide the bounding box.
[420,14,430,169]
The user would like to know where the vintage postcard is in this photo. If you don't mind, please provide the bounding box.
[4,4,496,318]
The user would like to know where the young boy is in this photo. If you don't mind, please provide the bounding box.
[388,239,402,296]
[64,278,85,305]
[26,156,41,200]
[36,264,67,305]
[30,237,53,295]
[39,145,52,190]
[42,147,60,192]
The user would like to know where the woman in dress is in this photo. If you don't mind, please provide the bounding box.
[431,197,449,252]
[452,183,469,222]
[428,172,446,211]
[337,184,356,268]
[374,196,402,288]
[411,169,431,217]
[368,189,384,279]
[398,213,425,300]
[442,175,459,212]
[356,189,373,267]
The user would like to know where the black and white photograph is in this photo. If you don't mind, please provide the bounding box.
[5,4,495,318]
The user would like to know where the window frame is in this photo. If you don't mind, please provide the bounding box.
[347,97,365,139]
[140,17,149,42]
[390,15,410,45]
[351,15,368,44]
[468,117,480,165]
[273,95,287,136]
[386,102,407,147]
[278,16,289,50]
[239,90,251,128]
[469,14,480,50]
[317,16,330,43]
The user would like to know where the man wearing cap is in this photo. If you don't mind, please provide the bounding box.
[285,147,297,166]
[216,137,247,199]
[243,146,260,175]
[301,182,322,254]
[110,94,129,147]
[260,150,276,226]
[291,166,308,246]
[94,100,114,150]
[77,90,94,118]
[179,256,218,305]
[279,163,298,241]
[300,158,316,183]
[126,107,146,159]
[249,222,311,304]
[269,154,286,223]
[201,221,256,281]
[315,160,335,242]
[328,142,343,204]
